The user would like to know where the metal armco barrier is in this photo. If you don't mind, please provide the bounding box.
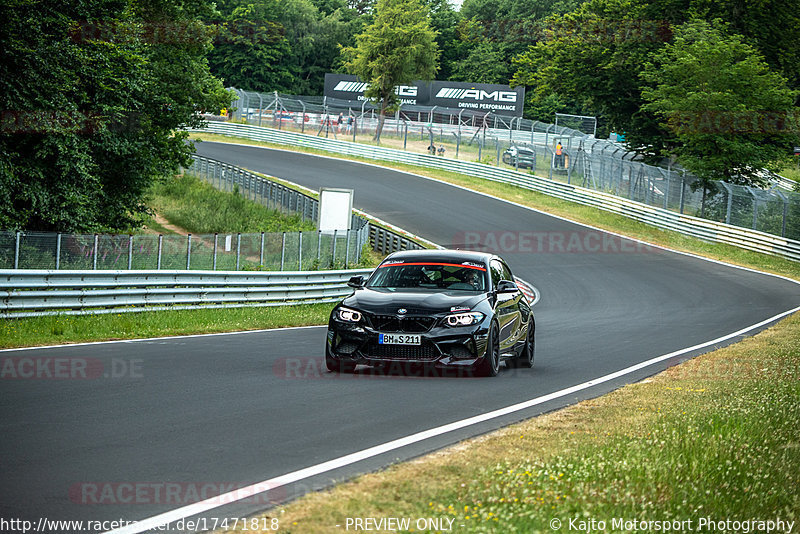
[191,122,800,262]
[369,225,423,254]
[190,154,422,255]
[0,268,373,318]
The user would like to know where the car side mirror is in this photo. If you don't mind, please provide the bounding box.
[496,280,519,293]
[347,275,365,289]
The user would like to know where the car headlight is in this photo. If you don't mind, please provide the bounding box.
[336,307,362,323]
[445,312,484,327]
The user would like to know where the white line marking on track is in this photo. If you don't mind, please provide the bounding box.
[105,303,800,534]
[0,325,325,353]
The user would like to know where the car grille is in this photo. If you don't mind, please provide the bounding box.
[365,342,439,361]
[368,315,435,333]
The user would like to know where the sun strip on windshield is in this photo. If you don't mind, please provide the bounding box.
[378,262,487,271]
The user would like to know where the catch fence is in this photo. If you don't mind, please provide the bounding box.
[1,155,427,271]
[219,89,799,240]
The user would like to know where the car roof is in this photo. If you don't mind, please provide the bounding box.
[383,249,495,266]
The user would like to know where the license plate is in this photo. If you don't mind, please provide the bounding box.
[378,333,421,345]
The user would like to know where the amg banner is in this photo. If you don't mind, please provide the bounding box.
[324,74,525,117]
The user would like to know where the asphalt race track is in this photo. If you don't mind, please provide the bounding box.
[2,141,799,531]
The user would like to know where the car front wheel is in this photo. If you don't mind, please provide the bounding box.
[509,318,534,369]
[476,321,500,377]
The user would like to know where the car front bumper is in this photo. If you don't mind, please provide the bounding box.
[327,319,491,369]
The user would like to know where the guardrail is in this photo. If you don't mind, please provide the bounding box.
[191,122,800,262]
[189,155,321,222]
[0,268,373,318]
[189,154,423,255]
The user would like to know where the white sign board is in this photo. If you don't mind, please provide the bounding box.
[318,188,353,233]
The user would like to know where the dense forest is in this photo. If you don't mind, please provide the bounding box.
[1,0,798,231]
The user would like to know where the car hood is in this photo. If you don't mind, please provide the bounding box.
[342,288,487,315]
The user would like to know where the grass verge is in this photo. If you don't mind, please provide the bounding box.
[221,313,800,534]
[150,173,315,234]
[0,304,334,349]
[191,133,800,281]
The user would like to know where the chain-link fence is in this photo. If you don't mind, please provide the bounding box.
[1,227,369,271]
[219,88,799,240]
[1,153,435,270]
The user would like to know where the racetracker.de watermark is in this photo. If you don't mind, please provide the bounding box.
[68,19,285,46]
[666,110,800,136]
[452,231,657,255]
[0,110,142,135]
[0,357,142,380]
[273,358,490,379]
[69,481,285,506]
[460,17,672,44]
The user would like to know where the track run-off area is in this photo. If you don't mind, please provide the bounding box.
[2,141,800,532]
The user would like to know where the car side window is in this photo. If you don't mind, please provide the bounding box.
[500,261,514,282]
[490,260,504,290]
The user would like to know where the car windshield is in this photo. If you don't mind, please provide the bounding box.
[367,261,487,291]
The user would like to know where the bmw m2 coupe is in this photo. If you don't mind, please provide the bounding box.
[326,249,535,377]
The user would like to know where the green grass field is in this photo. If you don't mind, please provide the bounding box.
[257,313,800,534]
[150,173,315,234]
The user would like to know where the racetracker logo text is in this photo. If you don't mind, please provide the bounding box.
[69,482,285,505]
[452,231,657,254]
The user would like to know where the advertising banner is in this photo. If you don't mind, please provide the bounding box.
[323,74,524,116]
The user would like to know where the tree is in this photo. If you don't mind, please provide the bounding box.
[0,0,231,232]
[341,0,439,142]
[452,40,511,84]
[206,1,294,92]
[641,20,798,192]
[209,0,364,95]
[422,0,464,82]
[511,0,672,159]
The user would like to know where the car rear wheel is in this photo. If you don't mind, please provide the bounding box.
[476,321,500,377]
[325,345,356,373]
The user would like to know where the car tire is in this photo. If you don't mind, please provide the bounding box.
[509,318,535,369]
[476,321,500,377]
[325,345,356,373]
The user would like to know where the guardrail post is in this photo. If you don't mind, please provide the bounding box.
[236,233,241,270]
[127,235,133,270]
[679,171,686,214]
[213,233,218,270]
[344,230,350,268]
[280,232,286,271]
[332,229,338,267]
[93,234,99,270]
[186,234,192,270]
[782,197,789,237]
[298,231,303,270]
[56,233,62,270]
[260,232,265,266]
[14,231,20,269]
[157,234,163,270]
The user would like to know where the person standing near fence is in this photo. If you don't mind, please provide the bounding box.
[555,142,563,168]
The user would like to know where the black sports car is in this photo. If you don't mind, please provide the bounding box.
[326,249,535,377]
